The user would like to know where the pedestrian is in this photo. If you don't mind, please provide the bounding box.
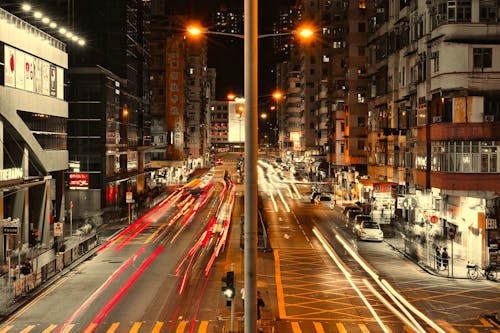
[257,290,265,329]
[435,246,441,270]
[314,195,320,205]
[441,247,449,269]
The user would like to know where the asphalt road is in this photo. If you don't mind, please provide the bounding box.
[0,159,499,333]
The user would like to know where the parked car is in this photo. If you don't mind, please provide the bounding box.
[348,214,372,231]
[355,221,384,241]
[215,157,224,165]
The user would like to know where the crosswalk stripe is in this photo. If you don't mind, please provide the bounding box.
[176,321,188,333]
[60,324,75,333]
[291,322,302,333]
[313,321,325,333]
[106,323,120,333]
[359,324,370,333]
[19,325,35,333]
[198,321,208,333]
[130,322,142,333]
[469,329,480,333]
[152,322,164,333]
[336,323,348,333]
[0,326,13,333]
[42,324,58,333]
[480,317,494,327]
[384,325,393,333]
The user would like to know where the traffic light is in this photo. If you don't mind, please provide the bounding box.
[221,271,235,299]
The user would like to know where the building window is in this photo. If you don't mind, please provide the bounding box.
[358,22,366,32]
[357,93,366,103]
[480,2,498,22]
[473,48,492,68]
[358,46,366,56]
[447,0,471,22]
[432,51,439,72]
[340,143,345,153]
[431,141,499,173]
[340,122,345,132]
[358,0,366,9]
[358,117,365,127]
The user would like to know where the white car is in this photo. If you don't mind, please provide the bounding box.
[355,221,384,242]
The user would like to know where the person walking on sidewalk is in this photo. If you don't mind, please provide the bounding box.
[435,246,441,270]
[442,247,449,270]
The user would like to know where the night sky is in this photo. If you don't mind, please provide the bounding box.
[167,0,294,98]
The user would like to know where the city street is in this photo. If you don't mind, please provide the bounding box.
[0,160,499,333]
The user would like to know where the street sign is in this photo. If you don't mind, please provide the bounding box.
[430,215,438,224]
[448,226,456,240]
[126,191,134,204]
[54,222,63,236]
[3,226,19,235]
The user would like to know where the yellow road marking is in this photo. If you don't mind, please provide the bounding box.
[106,323,120,333]
[60,324,75,333]
[336,323,347,333]
[130,322,142,333]
[0,326,13,333]
[176,321,188,333]
[291,322,302,333]
[19,325,35,333]
[274,249,287,319]
[479,317,493,327]
[42,325,58,333]
[313,322,325,333]
[359,323,370,333]
[146,223,167,243]
[384,326,393,333]
[152,322,164,333]
[198,321,208,333]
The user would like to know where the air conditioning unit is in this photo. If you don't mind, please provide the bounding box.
[484,115,494,122]
[433,116,442,123]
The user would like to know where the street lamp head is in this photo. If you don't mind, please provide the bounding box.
[227,93,236,101]
[272,90,283,101]
[295,25,314,40]
[187,25,203,36]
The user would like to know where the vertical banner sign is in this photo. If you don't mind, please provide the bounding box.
[33,58,42,93]
[4,45,15,87]
[49,64,57,96]
[42,60,50,96]
[56,67,64,99]
[24,54,34,92]
[15,49,25,89]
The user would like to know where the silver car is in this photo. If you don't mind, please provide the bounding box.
[355,221,384,242]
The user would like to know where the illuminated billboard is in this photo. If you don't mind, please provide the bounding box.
[227,98,245,143]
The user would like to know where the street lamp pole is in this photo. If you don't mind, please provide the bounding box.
[187,20,313,333]
[244,0,258,332]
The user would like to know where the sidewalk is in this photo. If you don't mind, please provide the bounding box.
[330,203,495,281]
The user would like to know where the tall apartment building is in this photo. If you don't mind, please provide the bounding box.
[276,0,372,170]
[150,8,214,169]
[185,36,210,168]
[366,0,500,267]
[0,8,68,254]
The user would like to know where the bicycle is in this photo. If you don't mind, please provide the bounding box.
[466,263,497,281]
